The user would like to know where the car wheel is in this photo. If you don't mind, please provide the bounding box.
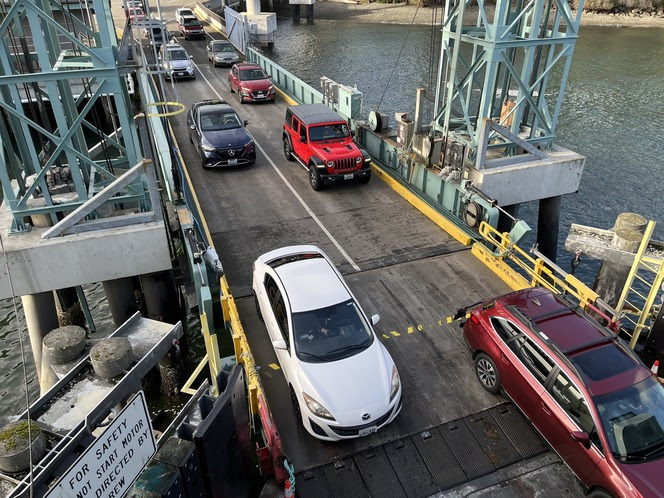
[587,489,612,498]
[357,174,371,184]
[228,80,233,93]
[239,93,245,104]
[290,386,302,421]
[283,137,294,161]
[475,353,500,394]
[254,293,263,321]
[309,165,323,191]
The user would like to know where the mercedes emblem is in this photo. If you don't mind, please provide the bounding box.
[228,149,235,157]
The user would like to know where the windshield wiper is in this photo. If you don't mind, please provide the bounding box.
[298,351,326,361]
[644,441,664,458]
[325,343,369,356]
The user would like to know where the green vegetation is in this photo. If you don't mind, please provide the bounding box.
[0,421,41,453]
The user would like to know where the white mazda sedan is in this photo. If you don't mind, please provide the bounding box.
[252,245,402,441]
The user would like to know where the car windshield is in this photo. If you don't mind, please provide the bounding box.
[309,123,350,141]
[239,69,267,81]
[594,377,664,462]
[184,19,201,26]
[292,299,373,363]
[129,9,142,15]
[200,111,242,131]
[168,49,188,60]
[213,43,234,53]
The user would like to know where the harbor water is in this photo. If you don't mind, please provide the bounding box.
[1,22,663,417]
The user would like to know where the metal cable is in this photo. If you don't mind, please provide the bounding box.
[375,1,422,113]
[0,233,34,498]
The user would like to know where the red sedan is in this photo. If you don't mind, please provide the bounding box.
[228,63,275,104]
[463,287,664,498]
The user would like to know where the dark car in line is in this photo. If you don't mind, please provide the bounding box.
[463,287,664,498]
[187,100,256,168]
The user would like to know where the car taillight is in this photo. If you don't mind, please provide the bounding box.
[470,314,480,324]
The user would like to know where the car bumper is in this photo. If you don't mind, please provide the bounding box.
[184,31,206,39]
[170,69,195,79]
[303,393,402,442]
[240,91,275,102]
[320,165,371,182]
[202,149,256,167]
[214,58,239,66]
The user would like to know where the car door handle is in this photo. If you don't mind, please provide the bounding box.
[540,401,552,415]
[500,353,509,364]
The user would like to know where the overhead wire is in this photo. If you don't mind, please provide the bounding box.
[375,0,422,113]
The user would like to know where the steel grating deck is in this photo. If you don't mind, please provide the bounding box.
[294,402,549,498]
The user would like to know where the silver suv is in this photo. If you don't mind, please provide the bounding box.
[159,43,195,80]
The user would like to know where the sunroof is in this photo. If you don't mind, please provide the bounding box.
[572,345,636,382]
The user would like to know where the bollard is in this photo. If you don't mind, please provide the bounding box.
[0,420,46,473]
[40,325,87,395]
[90,337,133,379]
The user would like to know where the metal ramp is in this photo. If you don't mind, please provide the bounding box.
[1,313,182,498]
[615,221,664,348]
[295,403,550,498]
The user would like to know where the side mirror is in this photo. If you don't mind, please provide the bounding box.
[189,124,196,130]
[571,431,590,448]
[244,120,249,126]
[273,339,288,350]
[189,55,193,60]
[371,314,380,326]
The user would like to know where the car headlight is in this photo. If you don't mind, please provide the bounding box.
[240,86,250,94]
[244,140,255,151]
[303,392,335,420]
[202,145,216,152]
[268,84,274,91]
[326,160,334,167]
[390,366,400,401]
[355,156,362,163]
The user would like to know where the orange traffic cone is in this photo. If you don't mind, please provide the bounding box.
[284,478,294,498]
[651,360,660,375]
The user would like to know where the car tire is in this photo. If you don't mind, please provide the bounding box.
[309,165,323,191]
[239,94,245,104]
[587,489,612,498]
[357,174,371,184]
[475,353,500,394]
[228,80,233,93]
[290,386,302,422]
[254,293,263,321]
[283,137,294,161]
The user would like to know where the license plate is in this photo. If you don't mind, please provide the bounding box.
[177,72,185,76]
[344,173,354,180]
[228,159,238,165]
[359,426,377,437]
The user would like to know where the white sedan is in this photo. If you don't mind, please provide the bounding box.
[252,245,402,441]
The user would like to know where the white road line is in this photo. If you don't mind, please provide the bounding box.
[192,66,362,272]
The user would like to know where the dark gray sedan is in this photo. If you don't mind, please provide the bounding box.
[187,100,256,168]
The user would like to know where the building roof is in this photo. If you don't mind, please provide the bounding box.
[289,103,345,125]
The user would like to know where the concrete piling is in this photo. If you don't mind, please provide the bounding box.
[0,420,46,473]
[40,325,87,395]
[90,337,133,379]
[139,271,180,324]
[55,287,85,327]
[593,212,647,308]
[21,291,59,380]
[537,195,561,263]
[102,277,139,327]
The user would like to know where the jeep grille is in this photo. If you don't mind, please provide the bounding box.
[332,158,356,173]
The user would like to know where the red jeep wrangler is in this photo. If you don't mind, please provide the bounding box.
[283,104,371,190]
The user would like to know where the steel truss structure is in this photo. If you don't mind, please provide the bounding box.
[433,0,584,162]
[0,0,145,232]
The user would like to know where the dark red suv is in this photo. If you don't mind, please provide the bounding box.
[283,104,371,191]
[463,287,664,498]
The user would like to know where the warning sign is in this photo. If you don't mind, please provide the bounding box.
[46,391,156,498]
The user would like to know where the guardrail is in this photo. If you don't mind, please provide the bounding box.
[247,47,323,105]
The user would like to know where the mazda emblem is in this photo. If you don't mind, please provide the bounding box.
[362,413,370,421]
[228,149,235,156]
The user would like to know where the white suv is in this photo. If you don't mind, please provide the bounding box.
[159,43,195,80]
[252,245,402,441]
